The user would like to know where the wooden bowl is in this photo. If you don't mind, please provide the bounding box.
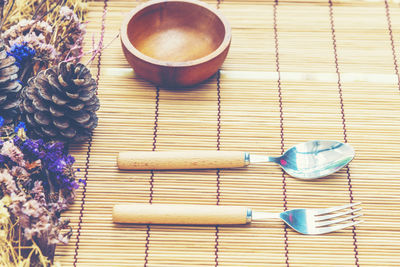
[120,0,231,87]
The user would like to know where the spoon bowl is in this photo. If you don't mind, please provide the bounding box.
[271,140,355,179]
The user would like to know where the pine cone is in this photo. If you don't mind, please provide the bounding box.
[0,39,22,124]
[20,61,99,142]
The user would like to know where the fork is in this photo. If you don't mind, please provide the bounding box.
[113,202,362,235]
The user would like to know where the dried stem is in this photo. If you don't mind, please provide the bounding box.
[3,0,15,26]
[28,0,66,36]
[54,27,81,47]
[0,0,6,26]
[0,0,15,33]
[32,0,47,19]
[85,32,120,66]
[38,0,66,21]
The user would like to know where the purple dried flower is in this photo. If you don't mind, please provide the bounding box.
[50,159,65,173]
[12,135,23,147]
[66,155,75,165]
[73,182,80,189]
[20,138,42,159]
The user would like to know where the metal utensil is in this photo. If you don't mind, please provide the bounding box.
[113,202,362,235]
[117,140,355,179]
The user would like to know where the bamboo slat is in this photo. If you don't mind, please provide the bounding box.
[54,0,400,266]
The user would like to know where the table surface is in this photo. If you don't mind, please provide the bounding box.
[55,0,400,266]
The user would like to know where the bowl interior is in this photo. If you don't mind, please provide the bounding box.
[127,1,226,63]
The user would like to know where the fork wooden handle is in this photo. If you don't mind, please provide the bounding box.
[113,203,250,225]
[117,151,248,170]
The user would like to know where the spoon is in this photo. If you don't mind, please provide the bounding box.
[117,140,355,179]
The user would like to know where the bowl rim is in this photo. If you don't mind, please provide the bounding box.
[120,0,232,67]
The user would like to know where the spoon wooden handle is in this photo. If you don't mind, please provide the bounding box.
[113,203,250,225]
[117,150,248,170]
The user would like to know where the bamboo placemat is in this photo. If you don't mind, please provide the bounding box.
[55,0,400,266]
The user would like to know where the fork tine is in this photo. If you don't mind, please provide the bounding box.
[316,207,362,221]
[315,220,363,235]
[315,213,362,227]
[315,202,361,216]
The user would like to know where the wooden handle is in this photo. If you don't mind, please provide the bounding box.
[117,150,247,170]
[113,203,250,225]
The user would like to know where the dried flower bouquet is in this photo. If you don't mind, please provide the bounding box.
[0,0,99,265]
[1,121,80,266]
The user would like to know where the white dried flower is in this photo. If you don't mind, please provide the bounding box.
[60,6,78,22]
[23,227,35,240]
[4,19,53,41]
[0,169,17,193]
[22,199,42,217]
[0,141,26,166]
